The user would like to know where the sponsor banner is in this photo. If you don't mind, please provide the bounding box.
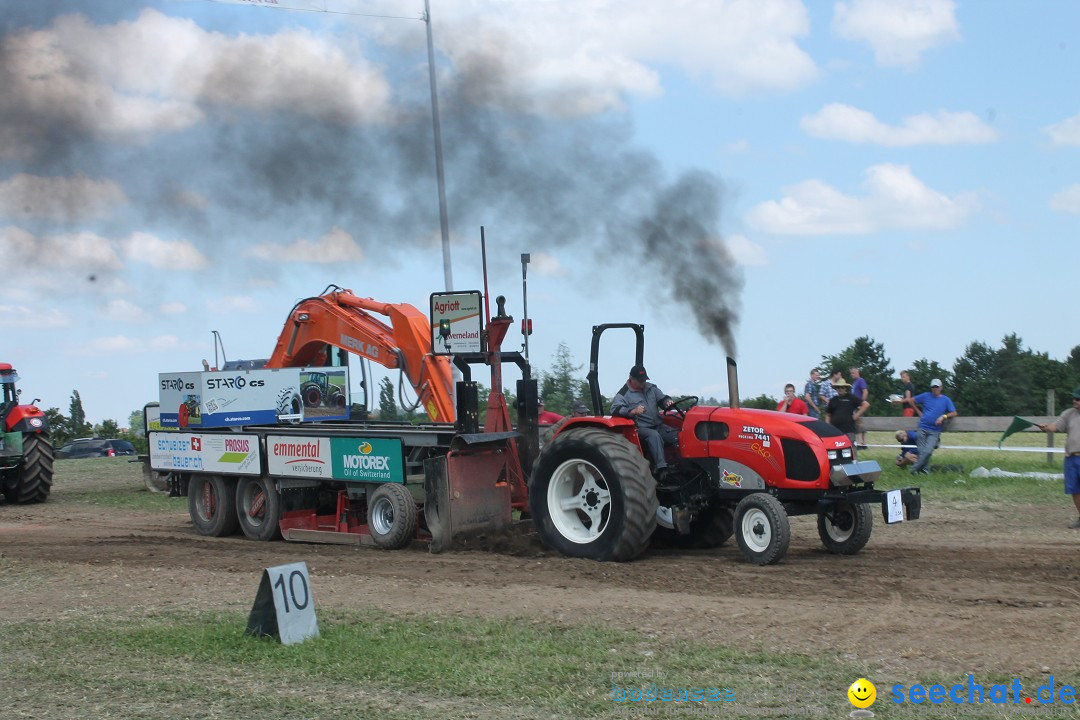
[158,372,202,428]
[267,435,332,479]
[330,437,404,483]
[430,291,483,355]
[149,431,261,475]
[157,367,349,429]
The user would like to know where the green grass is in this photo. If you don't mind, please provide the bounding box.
[860,431,1066,503]
[51,457,180,512]
[0,610,863,719]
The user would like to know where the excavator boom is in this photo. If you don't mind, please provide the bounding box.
[267,288,455,423]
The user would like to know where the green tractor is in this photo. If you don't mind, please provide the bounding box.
[300,371,346,409]
[0,364,53,504]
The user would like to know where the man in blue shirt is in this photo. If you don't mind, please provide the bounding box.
[894,429,918,467]
[910,378,958,474]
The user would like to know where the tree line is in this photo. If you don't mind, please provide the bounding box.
[43,390,147,452]
[377,334,1079,421]
[742,333,1080,417]
[55,333,1072,445]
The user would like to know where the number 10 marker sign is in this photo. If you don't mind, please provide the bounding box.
[246,561,319,645]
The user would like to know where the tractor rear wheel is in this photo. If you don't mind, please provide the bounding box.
[734,493,790,565]
[7,433,53,504]
[368,483,417,549]
[530,427,657,562]
[237,476,282,541]
[188,475,239,537]
[817,501,873,555]
[302,384,322,407]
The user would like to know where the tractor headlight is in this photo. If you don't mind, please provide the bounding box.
[841,448,852,458]
[827,450,838,460]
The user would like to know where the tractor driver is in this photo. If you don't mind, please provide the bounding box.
[610,365,678,480]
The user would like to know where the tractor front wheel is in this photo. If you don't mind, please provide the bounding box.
[530,427,657,562]
[6,433,53,504]
[367,483,417,549]
[734,493,790,565]
[818,501,873,555]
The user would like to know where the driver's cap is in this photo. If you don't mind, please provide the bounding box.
[630,365,648,381]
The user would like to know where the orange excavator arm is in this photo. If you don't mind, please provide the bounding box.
[266,287,455,423]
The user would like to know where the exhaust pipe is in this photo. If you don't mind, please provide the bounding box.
[726,356,739,409]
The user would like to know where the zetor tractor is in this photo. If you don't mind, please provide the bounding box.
[0,364,53,504]
[529,325,921,564]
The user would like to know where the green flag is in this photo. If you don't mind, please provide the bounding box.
[998,416,1038,448]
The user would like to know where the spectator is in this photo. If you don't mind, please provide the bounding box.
[894,430,918,468]
[825,376,868,444]
[910,379,958,475]
[850,367,870,449]
[776,384,808,415]
[899,370,920,418]
[819,368,841,413]
[803,368,823,418]
[1037,387,1080,528]
[537,397,564,425]
[610,364,677,478]
[570,400,590,417]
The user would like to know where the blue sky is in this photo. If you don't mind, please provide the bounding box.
[2,0,1078,425]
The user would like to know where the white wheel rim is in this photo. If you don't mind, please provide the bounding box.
[741,507,772,553]
[370,495,395,535]
[546,458,611,544]
[825,506,855,542]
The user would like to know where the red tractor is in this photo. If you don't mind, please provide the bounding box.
[0,364,53,503]
[528,324,921,564]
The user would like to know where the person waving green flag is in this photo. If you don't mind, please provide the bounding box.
[998,416,1038,448]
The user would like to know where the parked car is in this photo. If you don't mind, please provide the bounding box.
[56,438,137,459]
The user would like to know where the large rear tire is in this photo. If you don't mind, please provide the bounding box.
[818,501,873,555]
[8,434,53,504]
[188,475,239,537]
[734,493,790,565]
[530,427,657,562]
[237,476,282,541]
[368,483,417,549]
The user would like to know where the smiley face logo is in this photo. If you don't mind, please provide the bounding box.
[848,678,876,709]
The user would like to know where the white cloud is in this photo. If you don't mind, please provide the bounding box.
[529,252,565,276]
[801,103,997,145]
[440,0,818,115]
[1049,184,1080,214]
[122,232,209,270]
[833,0,960,70]
[722,140,751,155]
[0,225,123,270]
[77,333,193,355]
[0,9,391,159]
[725,234,768,267]
[214,296,259,313]
[159,302,187,315]
[0,305,69,328]
[0,173,128,221]
[746,164,975,235]
[251,226,363,263]
[78,335,142,355]
[102,299,151,324]
[1043,113,1080,146]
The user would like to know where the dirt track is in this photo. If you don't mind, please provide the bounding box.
[2,468,1079,682]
